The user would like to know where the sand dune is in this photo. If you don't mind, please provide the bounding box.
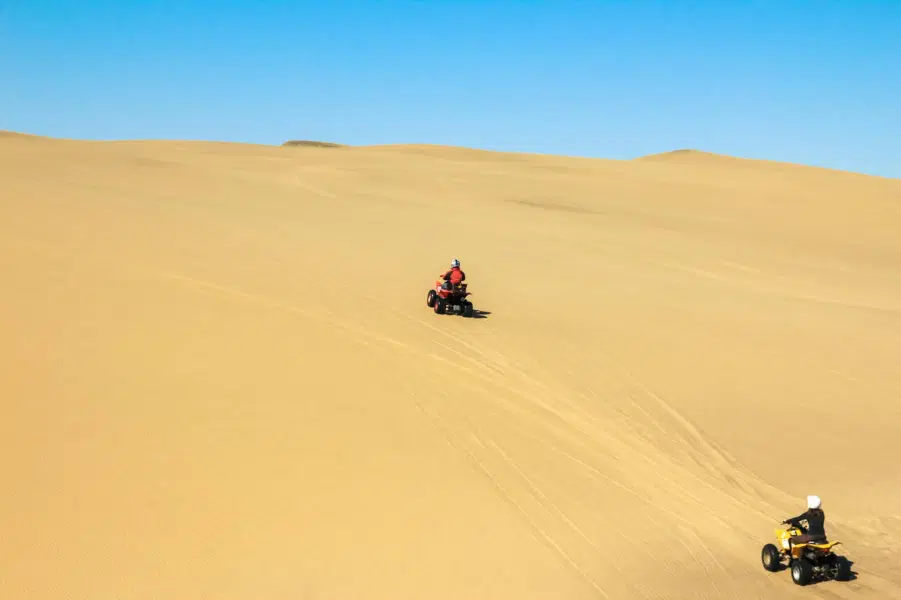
[282,140,347,149]
[2,132,900,599]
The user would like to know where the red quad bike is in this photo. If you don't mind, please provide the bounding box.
[426,278,474,317]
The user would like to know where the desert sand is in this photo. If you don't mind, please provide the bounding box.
[2,130,900,599]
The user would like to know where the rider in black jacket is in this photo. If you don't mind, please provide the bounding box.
[784,495,827,544]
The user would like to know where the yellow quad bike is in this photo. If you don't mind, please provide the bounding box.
[761,524,851,586]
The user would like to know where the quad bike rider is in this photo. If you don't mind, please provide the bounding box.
[761,495,851,586]
[783,495,827,547]
[440,258,465,290]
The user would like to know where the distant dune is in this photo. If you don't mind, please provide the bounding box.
[635,147,898,181]
[282,139,346,148]
[2,131,901,600]
[636,148,724,160]
[0,130,60,141]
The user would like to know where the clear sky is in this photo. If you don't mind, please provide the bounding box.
[2,1,899,177]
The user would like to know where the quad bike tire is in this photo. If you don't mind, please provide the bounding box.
[791,557,813,586]
[434,297,446,314]
[832,556,852,581]
[463,302,474,318]
[761,544,780,572]
[426,289,437,307]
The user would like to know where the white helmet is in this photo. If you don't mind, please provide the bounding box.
[807,495,822,510]
[451,258,460,268]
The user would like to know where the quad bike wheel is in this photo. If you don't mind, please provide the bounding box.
[434,297,446,314]
[761,544,780,572]
[831,556,851,581]
[791,558,813,586]
[426,289,437,307]
[463,302,474,318]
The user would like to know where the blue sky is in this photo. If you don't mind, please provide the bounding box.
[2,1,899,177]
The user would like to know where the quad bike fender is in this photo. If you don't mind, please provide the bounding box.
[776,527,841,556]
[434,281,470,298]
[789,543,834,560]
[806,541,842,552]
[776,526,803,549]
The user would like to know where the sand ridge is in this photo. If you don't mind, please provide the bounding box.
[2,132,900,599]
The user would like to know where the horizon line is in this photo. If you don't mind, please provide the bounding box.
[2,129,897,181]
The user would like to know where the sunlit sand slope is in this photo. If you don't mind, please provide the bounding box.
[2,133,900,599]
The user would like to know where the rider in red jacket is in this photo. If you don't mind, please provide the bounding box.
[441,258,465,289]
